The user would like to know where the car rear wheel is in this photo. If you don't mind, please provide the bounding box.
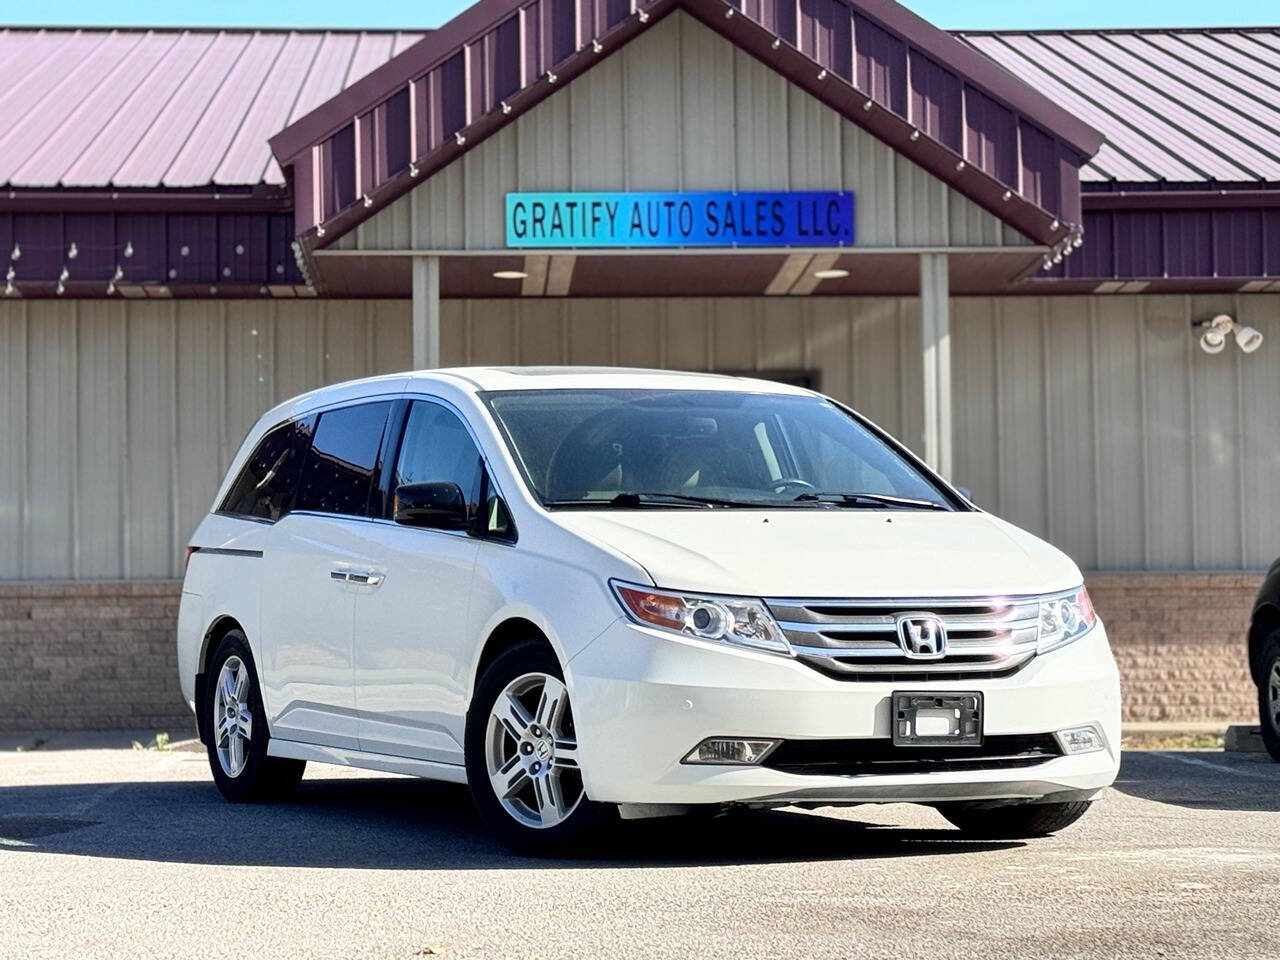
[465,641,608,855]
[935,799,1092,838]
[1259,636,1280,762]
[205,630,305,803]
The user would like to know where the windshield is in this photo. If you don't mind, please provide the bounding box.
[482,388,959,510]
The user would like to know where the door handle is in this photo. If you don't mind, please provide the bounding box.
[329,570,349,583]
[347,571,384,587]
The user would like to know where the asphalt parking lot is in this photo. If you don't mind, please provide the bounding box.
[1,743,1277,960]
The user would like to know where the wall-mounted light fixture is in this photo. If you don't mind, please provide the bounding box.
[1194,313,1264,355]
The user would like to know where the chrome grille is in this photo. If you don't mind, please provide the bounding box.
[767,597,1040,680]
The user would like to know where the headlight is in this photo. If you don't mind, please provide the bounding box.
[1037,586,1097,654]
[611,581,793,656]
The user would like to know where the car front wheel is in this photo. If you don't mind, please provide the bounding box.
[935,799,1093,838]
[1259,636,1280,762]
[465,641,607,855]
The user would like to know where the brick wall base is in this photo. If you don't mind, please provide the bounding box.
[1086,572,1257,723]
[0,581,192,734]
[0,574,1261,732]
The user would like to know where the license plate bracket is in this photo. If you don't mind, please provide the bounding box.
[892,692,983,747]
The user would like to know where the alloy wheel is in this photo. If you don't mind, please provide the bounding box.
[1270,661,1280,732]
[214,655,254,778]
[484,672,584,829]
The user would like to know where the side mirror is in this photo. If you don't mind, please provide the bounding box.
[955,485,974,504]
[394,481,469,530]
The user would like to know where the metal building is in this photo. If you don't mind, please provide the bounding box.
[0,0,1275,729]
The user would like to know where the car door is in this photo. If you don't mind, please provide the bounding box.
[258,399,394,750]
[353,398,486,763]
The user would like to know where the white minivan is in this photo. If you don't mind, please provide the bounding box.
[178,367,1120,853]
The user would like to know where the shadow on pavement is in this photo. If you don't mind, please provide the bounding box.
[1111,750,1280,813]
[0,775,1022,868]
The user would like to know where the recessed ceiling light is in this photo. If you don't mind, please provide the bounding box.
[813,268,849,280]
[493,270,528,280]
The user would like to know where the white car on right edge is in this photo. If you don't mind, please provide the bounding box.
[178,367,1121,854]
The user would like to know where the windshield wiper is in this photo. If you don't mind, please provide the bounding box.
[544,492,751,509]
[793,492,948,510]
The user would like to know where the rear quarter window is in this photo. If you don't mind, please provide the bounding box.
[220,418,313,521]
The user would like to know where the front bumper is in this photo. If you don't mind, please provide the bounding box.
[567,618,1121,806]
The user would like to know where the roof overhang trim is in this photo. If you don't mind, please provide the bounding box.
[272,0,1104,280]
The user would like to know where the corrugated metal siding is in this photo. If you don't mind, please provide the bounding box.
[339,13,1030,252]
[4,292,1277,578]
[0,299,411,579]
[0,28,424,188]
[962,29,1280,183]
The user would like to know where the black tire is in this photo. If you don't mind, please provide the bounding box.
[936,799,1093,839]
[1258,635,1280,762]
[465,640,610,856]
[205,630,305,803]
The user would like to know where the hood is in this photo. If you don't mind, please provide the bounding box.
[555,509,1081,599]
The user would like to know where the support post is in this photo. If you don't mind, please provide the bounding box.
[412,255,441,369]
[920,253,952,479]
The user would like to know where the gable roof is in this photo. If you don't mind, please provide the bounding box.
[0,27,423,189]
[961,28,1280,183]
[269,0,1105,261]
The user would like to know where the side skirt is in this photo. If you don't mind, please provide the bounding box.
[267,738,470,785]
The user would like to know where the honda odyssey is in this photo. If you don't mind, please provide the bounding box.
[177,367,1121,853]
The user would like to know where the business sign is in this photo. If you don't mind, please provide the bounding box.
[505,191,855,248]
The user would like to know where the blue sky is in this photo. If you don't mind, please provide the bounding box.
[0,0,1274,30]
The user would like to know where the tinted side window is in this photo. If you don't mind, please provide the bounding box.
[294,402,392,517]
[220,419,312,521]
[392,401,484,517]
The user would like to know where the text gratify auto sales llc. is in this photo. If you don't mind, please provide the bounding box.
[505,191,856,248]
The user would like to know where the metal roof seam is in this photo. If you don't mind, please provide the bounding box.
[206,31,297,187]
[9,29,154,188]
[1085,32,1280,177]
[969,35,1170,182]
[56,30,197,187]
[1198,31,1280,81]
[1021,33,1246,180]
[154,31,257,188]
[0,29,117,177]
[1138,32,1280,117]
[255,32,332,184]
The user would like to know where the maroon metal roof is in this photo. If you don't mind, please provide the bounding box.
[0,27,423,189]
[960,28,1280,183]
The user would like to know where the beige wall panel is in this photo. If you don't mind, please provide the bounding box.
[896,298,925,458]
[992,298,1049,539]
[466,299,519,364]
[1142,296,1195,569]
[615,299,664,368]
[174,302,225,569]
[520,85,572,191]
[1238,296,1280,568]
[76,302,128,578]
[439,301,468,367]
[565,300,615,365]
[350,12,1023,253]
[663,298,711,369]
[800,299,851,400]
[1188,294,1245,568]
[621,15,681,191]
[26,303,77,578]
[842,124,895,246]
[679,16,737,191]
[709,298,757,371]
[370,299,413,373]
[760,298,807,374]
[950,297,999,511]
[125,304,178,578]
[274,301,325,399]
[514,300,566,365]
[732,47,790,191]
[0,304,27,578]
[1092,298,1147,569]
[1044,297,1098,565]
[850,298,905,440]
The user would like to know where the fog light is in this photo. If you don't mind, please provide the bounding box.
[1055,724,1106,756]
[682,738,780,765]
